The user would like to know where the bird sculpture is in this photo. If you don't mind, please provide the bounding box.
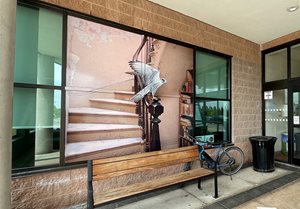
[128,60,167,103]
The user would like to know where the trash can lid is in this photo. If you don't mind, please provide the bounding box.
[249,136,277,142]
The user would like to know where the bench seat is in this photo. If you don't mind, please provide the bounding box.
[88,145,216,208]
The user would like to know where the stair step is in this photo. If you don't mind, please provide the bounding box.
[65,138,144,162]
[67,123,142,143]
[69,108,139,124]
[90,98,136,113]
[103,79,134,92]
[114,91,135,101]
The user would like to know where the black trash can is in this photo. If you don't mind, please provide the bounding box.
[249,136,277,172]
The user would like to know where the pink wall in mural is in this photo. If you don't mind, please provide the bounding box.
[67,16,142,90]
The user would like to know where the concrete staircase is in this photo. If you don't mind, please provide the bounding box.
[65,91,144,162]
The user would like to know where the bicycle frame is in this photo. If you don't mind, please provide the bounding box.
[197,143,228,169]
[184,131,228,170]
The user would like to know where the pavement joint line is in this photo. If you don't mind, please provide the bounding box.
[182,187,207,205]
[203,164,300,209]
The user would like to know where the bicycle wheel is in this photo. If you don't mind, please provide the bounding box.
[218,146,244,175]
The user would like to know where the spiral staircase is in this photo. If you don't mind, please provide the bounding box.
[65,38,166,162]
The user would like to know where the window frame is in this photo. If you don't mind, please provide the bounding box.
[262,38,300,164]
[12,2,70,175]
[193,48,232,144]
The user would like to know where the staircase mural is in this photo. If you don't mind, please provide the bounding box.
[65,16,167,162]
[65,90,144,162]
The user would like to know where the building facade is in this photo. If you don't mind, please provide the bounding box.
[1,0,299,208]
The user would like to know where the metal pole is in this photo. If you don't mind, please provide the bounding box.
[0,0,17,208]
[214,161,218,198]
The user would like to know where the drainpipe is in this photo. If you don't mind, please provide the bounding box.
[0,0,17,208]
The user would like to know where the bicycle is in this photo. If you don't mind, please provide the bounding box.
[184,130,245,178]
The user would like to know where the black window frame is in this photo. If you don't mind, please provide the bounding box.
[193,48,232,144]
[262,38,300,164]
[12,2,70,175]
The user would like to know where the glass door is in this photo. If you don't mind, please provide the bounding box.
[292,89,300,164]
[264,89,288,162]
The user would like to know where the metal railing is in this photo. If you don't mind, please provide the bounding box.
[132,36,162,152]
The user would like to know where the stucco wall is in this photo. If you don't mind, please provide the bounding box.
[12,0,263,208]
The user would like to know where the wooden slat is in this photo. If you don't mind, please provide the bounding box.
[92,148,199,177]
[93,156,199,181]
[92,145,198,165]
[93,168,214,205]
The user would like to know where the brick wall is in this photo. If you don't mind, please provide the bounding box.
[12,0,262,208]
[261,30,300,50]
[12,168,86,209]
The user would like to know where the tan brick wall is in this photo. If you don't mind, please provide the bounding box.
[261,30,300,50]
[11,168,87,209]
[232,57,262,162]
[40,0,260,63]
[12,0,263,208]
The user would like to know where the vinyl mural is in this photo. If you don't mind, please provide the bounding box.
[65,16,193,162]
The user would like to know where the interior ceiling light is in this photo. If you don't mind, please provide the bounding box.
[287,5,299,12]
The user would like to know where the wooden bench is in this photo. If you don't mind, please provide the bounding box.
[87,145,216,209]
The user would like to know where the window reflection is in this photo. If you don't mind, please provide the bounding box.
[291,44,300,78]
[12,88,61,169]
[195,51,228,99]
[13,5,63,169]
[195,100,230,143]
[265,49,287,82]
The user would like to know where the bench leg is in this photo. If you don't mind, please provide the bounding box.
[179,182,185,188]
[198,178,201,190]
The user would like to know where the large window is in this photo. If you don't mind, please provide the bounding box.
[12,5,63,169]
[195,51,231,143]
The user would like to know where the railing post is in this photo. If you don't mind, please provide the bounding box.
[148,97,163,151]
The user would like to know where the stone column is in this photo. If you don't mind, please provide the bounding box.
[0,0,17,208]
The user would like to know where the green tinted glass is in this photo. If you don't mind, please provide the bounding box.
[195,99,230,143]
[195,51,229,99]
[12,87,61,169]
[14,6,62,86]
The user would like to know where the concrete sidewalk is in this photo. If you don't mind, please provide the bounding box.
[115,165,292,209]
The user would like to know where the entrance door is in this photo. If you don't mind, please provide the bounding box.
[292,88,300,164]
[264,89,288,162]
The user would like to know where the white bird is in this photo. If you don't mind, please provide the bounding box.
[129,61,167,102]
